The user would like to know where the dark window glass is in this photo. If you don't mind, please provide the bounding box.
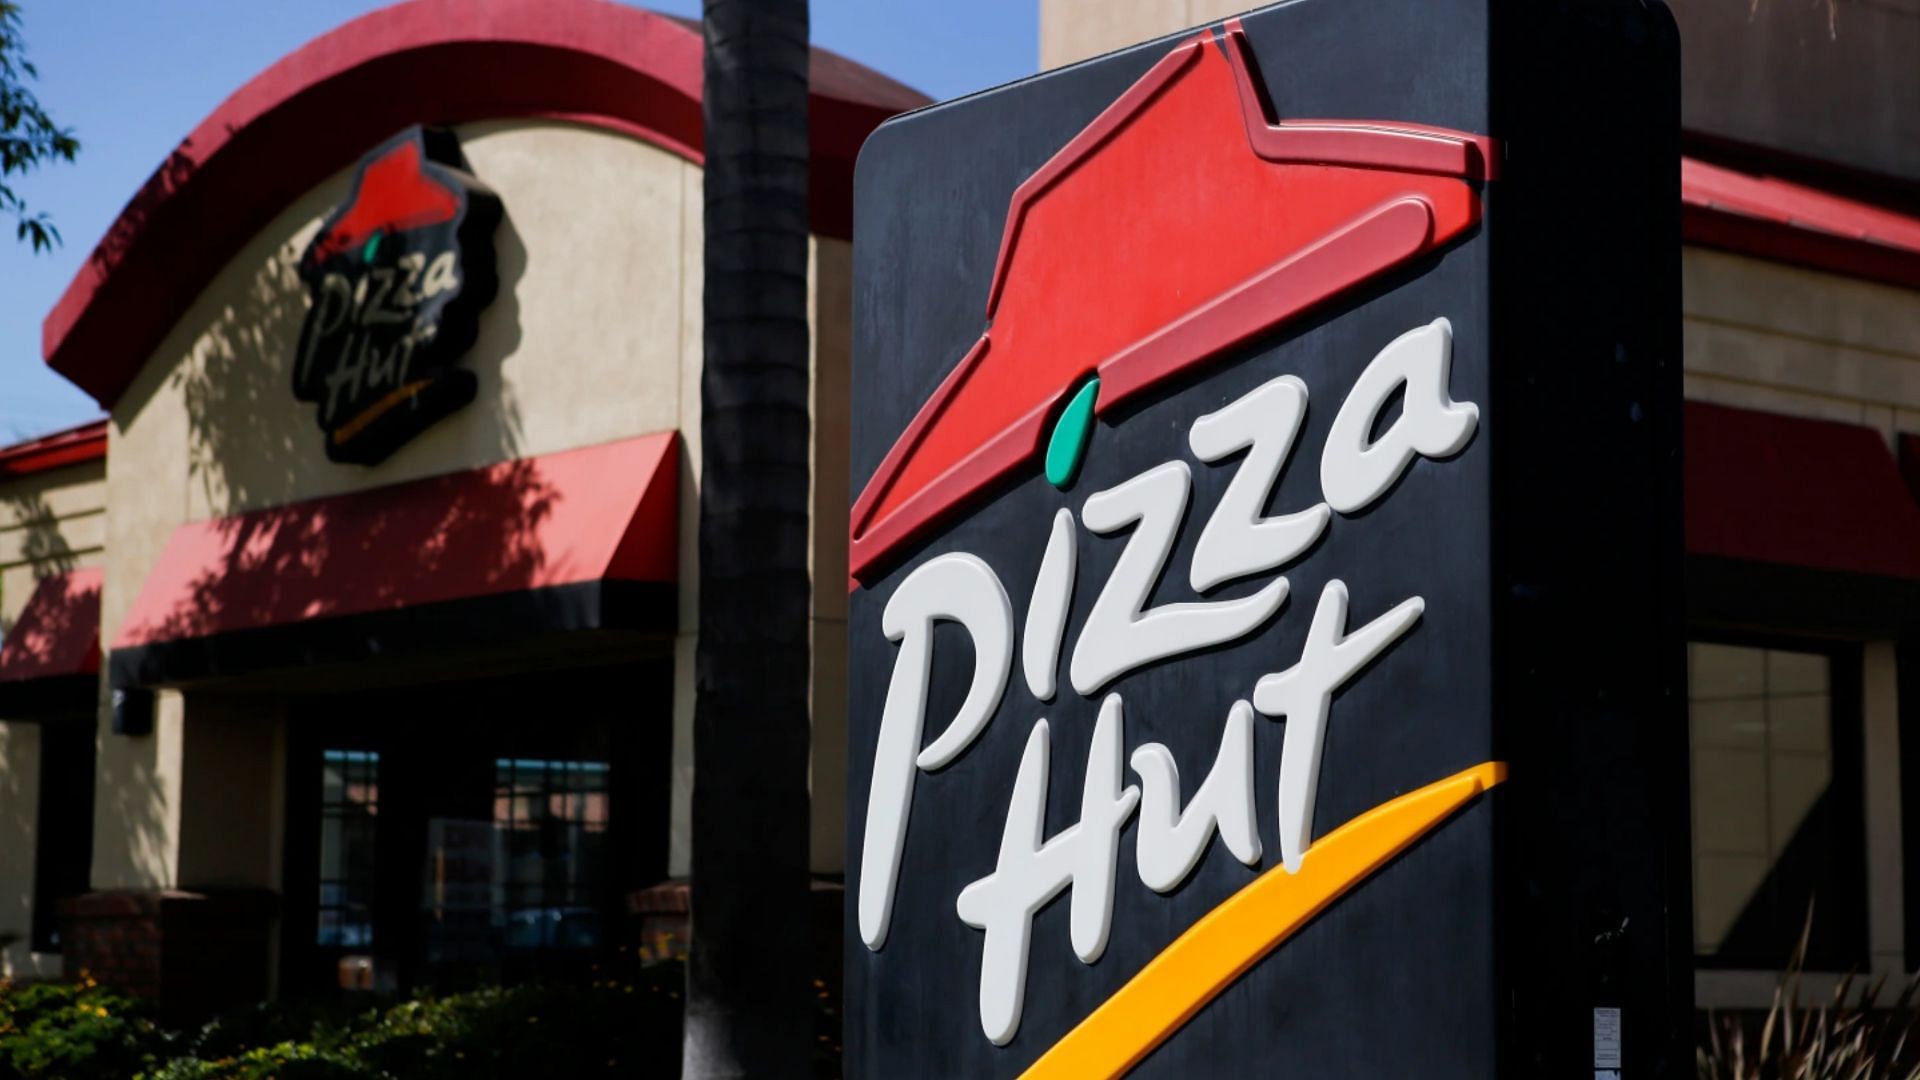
[1689,640,1865,969]
[316,749,379,948]
[32,717,95,953]
[492,758,609,950]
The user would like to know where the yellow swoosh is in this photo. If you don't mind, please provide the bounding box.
[331,378,434,445]
[1020,760,1507,1080]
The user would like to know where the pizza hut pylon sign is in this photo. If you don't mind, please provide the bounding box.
[846,3,1685,1078]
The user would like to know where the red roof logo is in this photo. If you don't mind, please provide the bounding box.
[307,138,463,264]
[849,22,1495,583]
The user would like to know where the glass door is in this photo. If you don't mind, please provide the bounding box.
[281,660,669,997]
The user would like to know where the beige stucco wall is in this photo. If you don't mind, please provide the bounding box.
[1682,247,1920,441]
[1040,0,1255,68]
[0,457,105,977]
[667,161,705,881]
[811,237,853,875]
[1863,643,1904,975]
[94,117,854,894]
[0,461,106,634]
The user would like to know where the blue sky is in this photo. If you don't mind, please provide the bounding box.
[0,0,1038,442]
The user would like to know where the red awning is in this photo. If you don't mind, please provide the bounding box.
[1686,401,1920,580]
[0,568,102,683]
[114,432,677,649]
[1683,158,1920,253]
[0,420,107,479]
[1681,157,1920,292]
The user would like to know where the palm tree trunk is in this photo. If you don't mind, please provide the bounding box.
[685,0,814,1077]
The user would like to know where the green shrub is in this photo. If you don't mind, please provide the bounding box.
[336,976,683,1079]
[149,962,683,1079]
[0,960,822,1079]
[178,997,374,1066]
[0,975,171,1080]
[136,1042,372,1080]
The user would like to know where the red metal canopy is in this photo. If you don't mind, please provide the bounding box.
[113,432,677,650]
[0,568,103,684]
[1686,401,1920,580]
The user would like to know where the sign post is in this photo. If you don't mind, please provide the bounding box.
[846,0,1685,1075]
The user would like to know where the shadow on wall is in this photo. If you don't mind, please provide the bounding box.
[87,686,172,896]
[0,487,81,570]
[134,201,551,640]
[80,193,539,891]
[164,202,531,517]
[0,491,82,641]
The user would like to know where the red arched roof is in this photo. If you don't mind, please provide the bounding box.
[43,0,928,409]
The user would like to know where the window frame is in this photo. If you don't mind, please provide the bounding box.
[1686,629,1867,973]
[280,723,386,995]
[315,748,381,951]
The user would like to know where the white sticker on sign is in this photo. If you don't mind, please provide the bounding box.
[1594,1006,1622,1071]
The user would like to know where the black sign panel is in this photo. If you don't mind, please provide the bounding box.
[294,126,502,465]
[846,0,1684,1076]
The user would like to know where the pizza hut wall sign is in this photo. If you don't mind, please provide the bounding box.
[294,127,502,465]
[847,1,1683,1077]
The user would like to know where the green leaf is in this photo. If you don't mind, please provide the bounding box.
[1045,376,1100,489]
[0,2,77,250]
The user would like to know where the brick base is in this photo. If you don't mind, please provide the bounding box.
[60,889,278,1023]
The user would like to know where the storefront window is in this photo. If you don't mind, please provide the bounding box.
[287,664,662,996]
[1688,640,1864,969]
[32,716,95,953]
[317,749,379,948]
[493,758,610,950]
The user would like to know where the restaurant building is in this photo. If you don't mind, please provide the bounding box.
[2,0,1919,1024]
[0,0,923,1013]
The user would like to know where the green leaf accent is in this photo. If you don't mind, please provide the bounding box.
[362,232,381,262]
[1046,377,1100,489]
